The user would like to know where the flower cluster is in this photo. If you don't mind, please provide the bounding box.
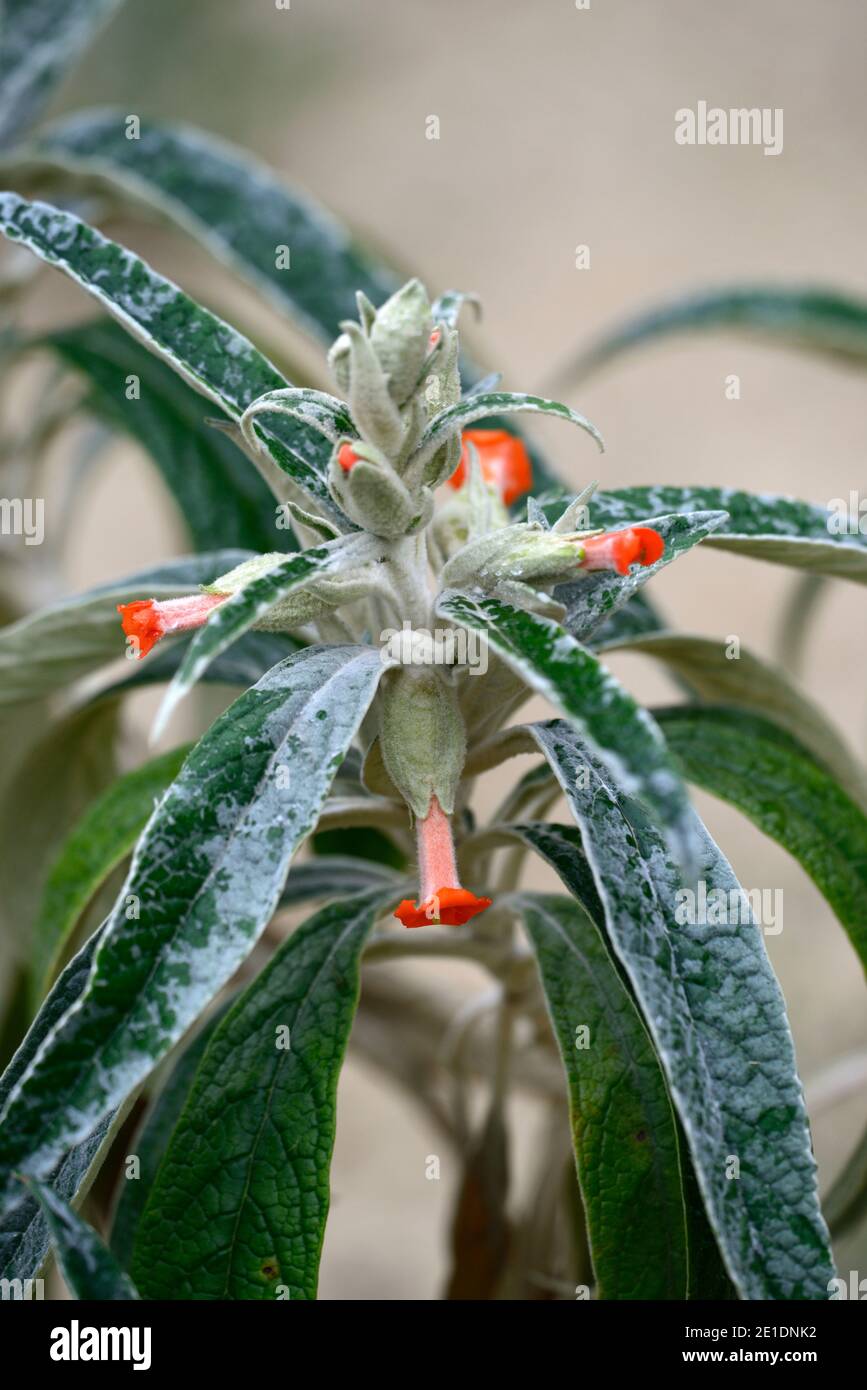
[118,280,665,928]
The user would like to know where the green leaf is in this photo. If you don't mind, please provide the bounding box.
[412,391,603,475]
[103,630,300,701]
[44,320,283,553]
[437,589,698,872]
[603,631,867,810]
[240,387,356,448]
[27,108,398,341]
[0,644,385,1216]
[0,194,344,521]
[30,745,191,1006]
[566,486,867,584]
[0,1,124,148]
[279,856,401,907]
[131,888,393,1300]
[525,719,835,1299]
[656,704,867,975]
[109,1005,228,1269]
[553,509,726,644]
[0,928,114,1284]
[0,699,120,948]
[561,285,867,382]
[0,549,250,709]
[153,541,365,736]
[512,885,690,1298]
[823,1121,867,1238]
[23,1175,139,1300]
[588,589,664,648]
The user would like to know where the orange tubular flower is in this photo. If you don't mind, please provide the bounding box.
[578,526,664,576]
[448,428,533,506]
[394,796,492,929]
[117,593,226,658]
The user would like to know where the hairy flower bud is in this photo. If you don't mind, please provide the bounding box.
[328,440,430,537]
[379,666,466,819]
[369,278,433,406]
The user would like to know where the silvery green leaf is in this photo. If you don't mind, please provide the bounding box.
[0,1,123,148]
[526,721,835,1300]
[0,644,385,1217]
[559,486,867,584]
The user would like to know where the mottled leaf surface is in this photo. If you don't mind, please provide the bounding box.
[657,704,867,974]
[562,486,867,583]
[31,108,398,339]
[25,1176,139,1300]
[0,645,385,1216]
[438,589,698,870]
[132,889,393,1299]
[552,509,726,644]
[513,885,689,1298]
[0,0,123,147]
[0,929,112,1283]
[526,719,834,1299]
[0,195,342,519]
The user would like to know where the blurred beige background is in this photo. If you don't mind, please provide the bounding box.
[13,0,867,1296]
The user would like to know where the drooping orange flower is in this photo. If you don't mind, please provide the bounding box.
[578,526,664,576]
[394,795,492,928]
[447,428,533,506]
[117,593,226,658]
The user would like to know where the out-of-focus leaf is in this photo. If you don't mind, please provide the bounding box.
[445,1103,510,1300]
[279,855,401,907]
[657,704,867,975]
[30,745,190,1005]
[27,108,398,341]
[0,1,124,148]
[0,700,120,945]
[44,320,283,553]
[823,1122,867,1238]
[560,285,867,383]
[604,631,867,809]
[0,549,249,708]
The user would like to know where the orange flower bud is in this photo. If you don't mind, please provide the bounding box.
[447,428,533,506]
[117,593,225,658]
[578,526,665,576]
[337,443,360,473]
